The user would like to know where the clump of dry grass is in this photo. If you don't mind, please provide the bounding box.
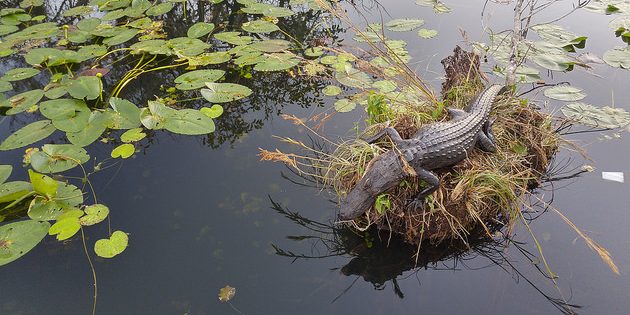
[341,92,560,245]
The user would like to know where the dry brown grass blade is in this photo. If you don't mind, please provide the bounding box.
[552,206,619,275]
[526,192,619,275]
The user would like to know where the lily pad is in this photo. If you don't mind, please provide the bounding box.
[120,128,146,143]
[0,24,19,36]
[145,2,174,16]
[531,24,586,49]
[66,111,108,147]
[250,39,291,52]
[322,85,342,96]
[561,102,630,129]
[1,67,40,81]
[0,181,32,203]
[417,28,438,39]
[543,85,586,101]
[106,97,142,129]
[2,89,44,115]
[335,68,372,89]
[167,37,210,57]
[0,220,50,266]
[111,143,135,158]
[48,216,81,241]
[101,9,126,21]
[385,19,424,32]
[28,170,57,199]
[63,5,94,16]
[214,32,252,46]
[0,80,11,93]
[102,28,138,46]
[241,3,294,17]
[79,204,109,226]
[200,105,223,119]
[24,48,79,66]
[30,144,89,173]
[66,76,101,100]
[416,0,451,13]
[94,230,128,258]
[19,0,43,7]
[253,53,300,71]
[139,100,176,130]
[304,47,324,58]
[0,120,56,151]
[39,99,91,132]
[174,69,225,90]
[603,48,630,69]
[187,22,215,38]
[130,39,171,55]
[242,20,279,33]
[530,53,574,71]
[77,18,101,31]
[201,83,253,103]
[372,80,397,93]
[0,165,11,184]
[164,109,215,135]
[39,99,89,120]
[334,98,356,112]
[44,86,67,99]
[188,52,232,66]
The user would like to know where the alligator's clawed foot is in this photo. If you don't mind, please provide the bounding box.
[407,198,425,212]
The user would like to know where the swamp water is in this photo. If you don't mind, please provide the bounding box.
[1,0,630,314]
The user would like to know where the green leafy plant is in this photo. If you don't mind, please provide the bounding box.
[366,92,390,125]
[374,194,391,215]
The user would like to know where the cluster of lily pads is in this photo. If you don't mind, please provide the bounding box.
[0,0,339,265]
[477,0,630,130]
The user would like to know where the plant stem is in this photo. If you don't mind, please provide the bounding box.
[506,0,524,87]
[81,228,98,315]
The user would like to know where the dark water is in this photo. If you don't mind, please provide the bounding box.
[2,1,630,314]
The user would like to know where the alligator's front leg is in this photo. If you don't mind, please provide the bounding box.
[408,168,440,209]
[477,118,497,153]
[362,127,404,145]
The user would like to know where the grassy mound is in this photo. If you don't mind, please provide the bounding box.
[329,90,559,245]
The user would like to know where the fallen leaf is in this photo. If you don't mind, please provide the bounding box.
[218,285,236,302]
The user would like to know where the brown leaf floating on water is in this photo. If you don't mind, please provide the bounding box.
[218,285,236,302]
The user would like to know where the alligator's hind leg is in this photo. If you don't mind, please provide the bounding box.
[477,118,497,152]
[362,126,404,145]
[408,168,440,209]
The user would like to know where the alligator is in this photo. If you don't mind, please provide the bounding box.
[339,84,507,221]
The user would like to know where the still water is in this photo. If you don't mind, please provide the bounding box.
[1,0,630,314]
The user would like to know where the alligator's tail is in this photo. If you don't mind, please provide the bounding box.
[339,150,409,221]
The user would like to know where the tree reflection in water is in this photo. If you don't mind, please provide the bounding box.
[0,0,345,149]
